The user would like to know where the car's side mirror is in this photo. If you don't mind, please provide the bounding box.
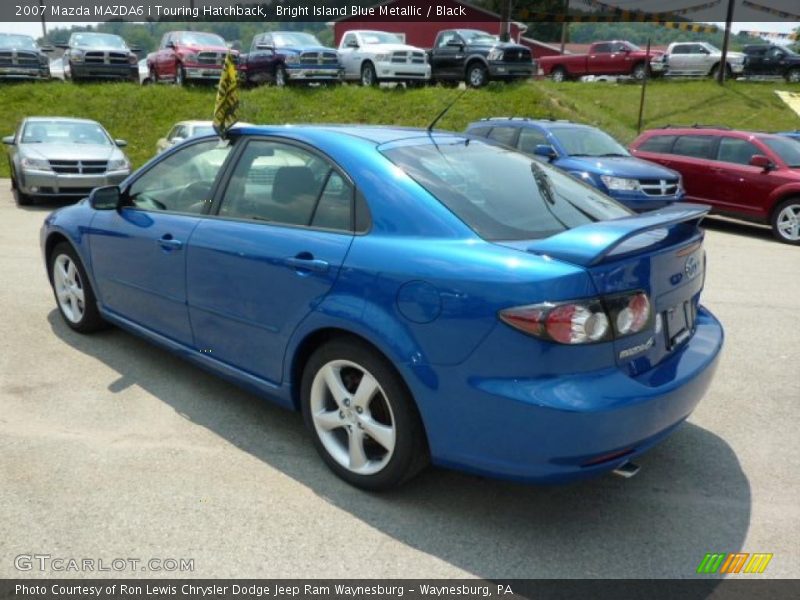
[2,135,15,146]
[115,139,128,147]
[534,144,558,159]
[89,186,122,210]
[166,41,176,50]
[749,154,775,171]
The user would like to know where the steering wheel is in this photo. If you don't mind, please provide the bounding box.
[178,180,214,213]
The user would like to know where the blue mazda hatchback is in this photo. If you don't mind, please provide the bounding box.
[41,125,723,490]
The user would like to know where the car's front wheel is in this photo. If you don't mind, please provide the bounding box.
[360,62,378,87]
[275,65,287,87]
[771,198,800,245]
[49,242,106,333]
[786,68,800,83]
[301,338,428,490]
[466,62,488,88]
[175,63,186,86]
[10,170,32,206]
[551,67,567,82]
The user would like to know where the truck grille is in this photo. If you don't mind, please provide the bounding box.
[299,51,339,65]
[48,160,108,174]
[82,51,129,65]
[503,48,532,63]
[197,52,223,65]
[639,179,680,197]
[0,51,41,67]
[391,51,426,64]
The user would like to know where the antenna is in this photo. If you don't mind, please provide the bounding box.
[427,88,469,133]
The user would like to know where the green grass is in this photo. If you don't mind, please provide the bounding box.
[1,78,799,178]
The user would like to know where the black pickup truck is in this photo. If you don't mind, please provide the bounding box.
[429,29,535,87]
[0,33,51,80]
[743,44,800,82]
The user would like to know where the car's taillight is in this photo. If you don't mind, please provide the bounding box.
[499,291,653,345]
[500,300,611,345]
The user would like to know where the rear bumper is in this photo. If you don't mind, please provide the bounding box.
[71,63,138,79]
[415,307,723,482]
[19,169,130,197]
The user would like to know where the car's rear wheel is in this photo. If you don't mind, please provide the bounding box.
[301,338,428,490]
[771,198,800,245]
[787,68,800,83]
[466,62,488,88]
[551,67,567,82]
[360,62,377,87]
[49,242,106,333]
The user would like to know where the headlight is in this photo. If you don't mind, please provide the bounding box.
[283,54,300,64]
[69,49,83,62]
[487,49,504,61]
[182,52,197,63]
[107,158,130,171]
[374,53,392,62]
[21,157,51,171]
[128,54,138,64]
[600,175,641,191]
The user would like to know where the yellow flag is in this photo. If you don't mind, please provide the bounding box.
[213,52,239,138]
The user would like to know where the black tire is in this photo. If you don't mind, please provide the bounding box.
[632,62,649,80]
[301,337,429,490]
[466,62,488,88]
[551,66,567,83]
[274,65,287,87]
[360,61,377,87]
[149,65,158,83]
[175,63,186,86]
[709,63,732,80]
[49,242,106,333]
[786,68,800,83]
[770,198,800,245]
[10,171,33,206]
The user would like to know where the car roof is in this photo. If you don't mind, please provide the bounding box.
[24,117,102,125]
[468,118,587,130]
[643,126,782,138]
[232,124,467,145]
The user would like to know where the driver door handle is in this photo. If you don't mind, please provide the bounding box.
[158,234,183,251]
[284,253,329,273]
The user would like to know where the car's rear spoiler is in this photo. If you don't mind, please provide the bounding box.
[526,203,710,267]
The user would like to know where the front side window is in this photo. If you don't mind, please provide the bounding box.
[218,140,353,231]
[382,139,630,242]
[128,139,231,213]
[437,32,458,48]
[761,136,800,167]
[716,137,760,165]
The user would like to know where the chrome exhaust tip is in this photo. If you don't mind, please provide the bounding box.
[612,462,640,479]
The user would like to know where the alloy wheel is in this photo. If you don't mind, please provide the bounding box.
[53,254,85,323]
[776,202,800,242]
[309,359,396,476]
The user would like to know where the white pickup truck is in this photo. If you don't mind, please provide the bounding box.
[650,42,745,78]
[337,30,431,86]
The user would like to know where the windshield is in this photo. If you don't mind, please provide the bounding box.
[0,34,38,51]
[551,127,629,157]
[359,32,403,45]
[21,120,111,145]
[273,32,321,47]
[382,139,631,241]
[70,33,128,49]
[703,43,721,53]
[461,30,499,44]
[178,32,226,47]
[761,136,800,168]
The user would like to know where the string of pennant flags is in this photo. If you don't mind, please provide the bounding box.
[579,0,722,20]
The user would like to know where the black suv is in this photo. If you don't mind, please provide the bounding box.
[743,44,800,82]
[0,33,51,80]
[429,29,535,87]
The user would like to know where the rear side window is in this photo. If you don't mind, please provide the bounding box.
[382,140,630,241]
[487,127,517,147]
[638,135,677,153]
[673,136,717,160]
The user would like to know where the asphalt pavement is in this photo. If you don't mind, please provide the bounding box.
[1,183,797,579]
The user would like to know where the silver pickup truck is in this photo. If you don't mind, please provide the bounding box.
[650,42,745,78]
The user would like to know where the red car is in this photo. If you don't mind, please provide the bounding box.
[147,31,235,85]
[538,40,661,81]
[630,126,800,245]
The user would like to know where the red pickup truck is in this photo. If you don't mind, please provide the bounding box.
[539,41,661,81]
[147,31,235,86]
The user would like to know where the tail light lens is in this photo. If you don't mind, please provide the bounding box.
[500,291,653,345]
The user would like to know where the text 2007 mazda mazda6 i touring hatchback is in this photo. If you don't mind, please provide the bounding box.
[41,125,724,490]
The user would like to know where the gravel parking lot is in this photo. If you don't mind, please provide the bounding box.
[1,182,798,579]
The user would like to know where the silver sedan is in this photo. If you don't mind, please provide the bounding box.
[3,117,131,206]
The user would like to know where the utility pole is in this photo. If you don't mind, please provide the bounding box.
[637,39,651,134]
[39,0,47,39]
[717,0,735,85]
[560,0,570,55]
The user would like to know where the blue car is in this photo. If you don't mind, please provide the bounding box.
[41,125,723,490]
[778,131,800,142]
[466,118,685,212]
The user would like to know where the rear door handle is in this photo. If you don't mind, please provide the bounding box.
[284,254,329,273]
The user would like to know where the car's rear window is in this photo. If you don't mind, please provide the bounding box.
[382,140,631,241]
